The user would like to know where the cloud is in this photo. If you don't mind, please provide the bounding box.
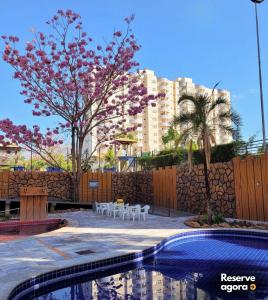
[232,93,244,101]
[232,88,258,102]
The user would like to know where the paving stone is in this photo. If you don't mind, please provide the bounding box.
[0,210,192,300]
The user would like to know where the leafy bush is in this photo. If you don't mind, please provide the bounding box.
[212,213,225,224]
[137,156,153,169]
[138,142,238,169]
[138,148,187,169]
[211,142,238,163]
[193,142,238,164]
[199,213,225,224]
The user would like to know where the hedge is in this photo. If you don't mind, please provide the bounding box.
[138,142,238,169]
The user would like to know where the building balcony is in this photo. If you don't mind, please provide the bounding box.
[158,79,169,86]
[160,115,172,122]
[160,122,171,127]
[160,107,171,113]
[160,112,170,117]
[160,98,170,103]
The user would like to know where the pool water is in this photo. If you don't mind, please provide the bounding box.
[29,234,268,299]
[0,219,64,242]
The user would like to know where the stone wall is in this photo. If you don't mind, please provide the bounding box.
[112,172,136,203]
[176,161,235,217]
[136,171,153,203]
[111,162,235,217]
[112,171,153,204]
[8,171,72,200]
[4,162,235,217]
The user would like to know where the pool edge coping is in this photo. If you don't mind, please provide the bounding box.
[7,228,268,300]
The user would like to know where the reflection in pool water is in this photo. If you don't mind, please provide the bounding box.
[32,234,268,300]
[0,219,65,242]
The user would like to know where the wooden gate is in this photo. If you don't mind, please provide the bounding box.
[152,166,177,209]
[79,171,112,203]
[233,154,268,221]
[0,171,9,198]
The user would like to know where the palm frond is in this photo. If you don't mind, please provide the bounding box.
[208,97,228,113]
[211,81,221,96]
[218,124,234,134]
[178,94,197,105]
[172,112,197,127]
[178,127,196,146]
[230,109,242,128]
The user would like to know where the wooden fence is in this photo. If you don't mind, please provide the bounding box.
[233,154,268,221]
[0,171,9,198]
[152,166,177,210]
[79,171,112,203]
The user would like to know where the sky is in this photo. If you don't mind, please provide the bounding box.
[0,0,268,140]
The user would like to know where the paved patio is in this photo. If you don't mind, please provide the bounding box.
[1,210,191,300]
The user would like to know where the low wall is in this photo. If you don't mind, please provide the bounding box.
[8,171,72,200]
[176,162,235,217]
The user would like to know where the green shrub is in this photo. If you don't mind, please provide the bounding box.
[199,213,208,224]
[193,142,238,164]
[138,148,187,169]
[211,142,237,163]
[137,156,153,169]
[138,142,238,169]
[212,213,225,224]
[199,213,225,224]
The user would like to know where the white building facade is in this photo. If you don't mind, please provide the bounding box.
[130,69,232,154]
[85,69,232,157]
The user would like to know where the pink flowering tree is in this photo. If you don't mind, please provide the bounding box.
[1,10,163,201]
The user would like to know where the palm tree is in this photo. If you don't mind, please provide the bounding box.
[173,84,241,223]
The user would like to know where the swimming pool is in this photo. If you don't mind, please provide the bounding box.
[8,230,268,300]
[0,219,65,242]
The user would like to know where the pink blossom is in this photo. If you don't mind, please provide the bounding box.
[0,10,161,169]
[26,43,35,51]
[114,31,122,37]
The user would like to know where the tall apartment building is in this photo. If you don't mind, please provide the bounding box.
[85,69,232,158]
[130,69,232,154]
[46,269,211,299]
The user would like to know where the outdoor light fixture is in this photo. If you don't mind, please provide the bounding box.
[250,0,267,152]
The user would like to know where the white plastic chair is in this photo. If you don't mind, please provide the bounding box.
[113,204,124,218]
[107,203,115,217]
[100,203,109,215]
[140,205,150,221]
[95,202,101,214]
[120,204,130,220]
[130,205,141,221]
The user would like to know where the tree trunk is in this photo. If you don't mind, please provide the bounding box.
[71,126,78,202]
[74,137,83,203]
[188,140,193,172]
[203,149,212,224]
